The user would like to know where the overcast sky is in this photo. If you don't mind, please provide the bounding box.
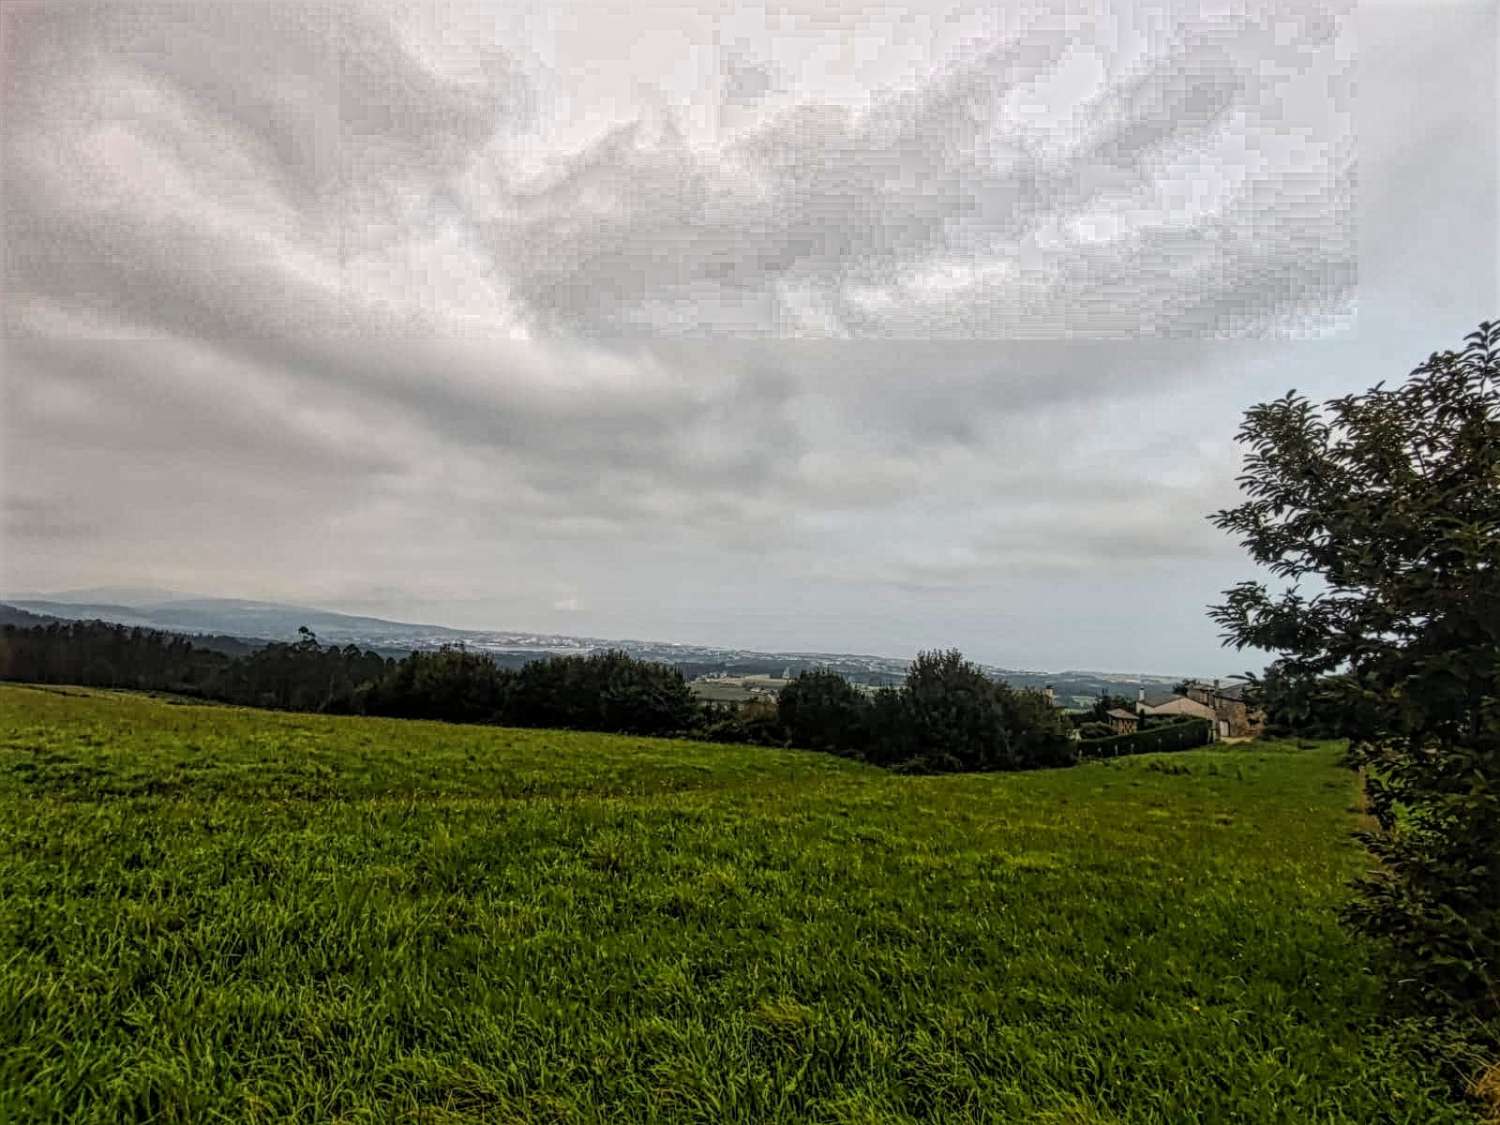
[1,0,1495,675]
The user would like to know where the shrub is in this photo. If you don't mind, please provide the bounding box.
[738,697,789,746]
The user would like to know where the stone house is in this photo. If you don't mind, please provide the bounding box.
[1133,682,1263,741]
[1176,680,1263,739]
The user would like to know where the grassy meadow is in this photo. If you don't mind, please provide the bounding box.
[0,683,1484,1122]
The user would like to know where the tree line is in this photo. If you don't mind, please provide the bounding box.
[0,622,1087,773]
[0,621,696,735]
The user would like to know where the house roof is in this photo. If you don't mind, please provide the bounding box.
[1106,708,1138,721]
[1140,689,1180,708]
[1186,679,1250,702]
[1143,694,1216,718]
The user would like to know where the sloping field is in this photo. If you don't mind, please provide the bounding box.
[0,684,1478,1122]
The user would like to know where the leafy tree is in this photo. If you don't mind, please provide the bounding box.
[777,668,868,754]
[844,651,1076,772]
[0,620,232,693]
[508,650,697,736]
[862,685,912,766]
[365,645,509,722]
[1088,693,1134,721]
[1243,660,1350,740]
[892,649,1002,771]
[592,650,699,735]
[996,681,1077,768]
[224,627,389,713]
[692,700,753,745]
[872,649,1071,773]
[1210,321,1500,1023]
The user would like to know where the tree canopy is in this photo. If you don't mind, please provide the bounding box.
[1211,321,1500,1023]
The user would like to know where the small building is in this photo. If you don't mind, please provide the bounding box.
[1105,708,1139,735]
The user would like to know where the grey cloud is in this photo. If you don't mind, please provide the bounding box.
[2,497,95,543]
[2,336,408,481]
[481,4,1354,337]
[0,0,1487,676]
[722,56,778,108]
[2,1,515,212]
[2,0,1354,346]
[801,475,1242,591]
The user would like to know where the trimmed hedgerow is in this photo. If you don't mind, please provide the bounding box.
[1079,717,1212,758]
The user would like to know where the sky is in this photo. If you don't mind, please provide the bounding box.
[1,0,1495,676]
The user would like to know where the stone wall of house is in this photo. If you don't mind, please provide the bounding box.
[1184,685,1263,738]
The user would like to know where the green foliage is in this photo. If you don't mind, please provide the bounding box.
[1087,693,1134,721]
[775,668,865,754]
[1211,320,1500,1026]
[0,630,1097,778]
[508,649,699,736]
[856,650,1074,773]
[862,685,911,766]
[0,620,234,694]
[1078,718,1212,758]
[882,648,1006,771]
[1245,661,1351,740]
[0,625,701,741]
[0,686,1482,1122]
[362,645,509,722]
[0,619,393,713]
[1138,713,1186,731]
[222,630,390,714]
[997,677,1078,769]
[693,699,787,747]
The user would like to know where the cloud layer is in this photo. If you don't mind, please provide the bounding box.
[0,0,1492,673]
[4,0,1355,342]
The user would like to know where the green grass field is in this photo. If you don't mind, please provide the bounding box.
[0,683,1483,1123]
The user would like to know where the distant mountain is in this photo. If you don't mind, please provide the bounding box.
[7,585,204,606]
[136,599,479,646]
[0,601,265,658]
[6,600,163,629]
[0,604,68,628]
[2,592,1191,699]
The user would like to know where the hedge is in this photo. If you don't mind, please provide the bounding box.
[1077,718,1212,759]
